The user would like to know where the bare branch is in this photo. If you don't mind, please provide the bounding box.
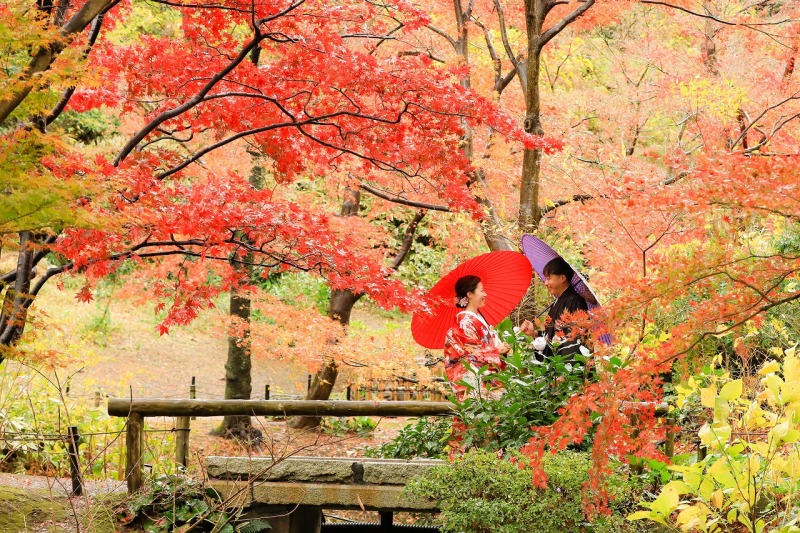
[426,24,458,50]
[540,194,595,216]
[389,210,426,270]
[540,0,596,49]
[492,0,526,90]
[641,0,793,27]
[729,92,800,151]
[359,183,450,212]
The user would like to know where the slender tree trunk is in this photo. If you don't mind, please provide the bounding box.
[444,0,512,251]
[0,232,34,348]
[217,263,255,436]
[290,196,425,430]
[700,0,720,75]
[519,0,546,233]
[215,160,265,438]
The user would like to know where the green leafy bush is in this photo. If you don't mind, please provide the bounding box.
[364,417,451,459]
[408,450,663,533]
[630,349,800,533]
[452,319,592,451]
[321,416,377,438]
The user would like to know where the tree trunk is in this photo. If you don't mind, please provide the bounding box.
[519,1,546,234]
[215,158,265,439]
[328,288,363,324]
[217,262,255,437]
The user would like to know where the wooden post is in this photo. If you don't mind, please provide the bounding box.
[117,434,125,482]
[698,441,708,462]
[307,374,312,392]
[664,413,676,459]
[126,412,144,494]
[175,416,190,468]
[67,426,83,496]
[346,385,351,401]
[190,376,196,420]
[264,384,270,400]
[289,506,322,533]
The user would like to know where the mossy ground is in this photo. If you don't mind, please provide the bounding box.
[0,486,122,533]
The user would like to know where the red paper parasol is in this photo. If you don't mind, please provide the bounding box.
[411,251,533,349]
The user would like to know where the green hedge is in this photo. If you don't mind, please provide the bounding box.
[407,450,667,533]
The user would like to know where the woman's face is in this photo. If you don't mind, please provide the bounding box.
[467,282,487,308]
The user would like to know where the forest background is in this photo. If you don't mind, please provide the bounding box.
[1,0,800,530]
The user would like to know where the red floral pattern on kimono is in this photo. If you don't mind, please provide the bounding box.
[443,311,506,401]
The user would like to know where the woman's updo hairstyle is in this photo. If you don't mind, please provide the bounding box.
[454,275,481,308]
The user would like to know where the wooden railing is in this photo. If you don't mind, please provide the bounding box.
[107,398,673,495]
[107,399,455,494]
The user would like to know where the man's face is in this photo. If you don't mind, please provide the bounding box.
[544,273,569,297]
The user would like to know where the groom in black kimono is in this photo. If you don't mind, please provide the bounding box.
[541,257,589,358]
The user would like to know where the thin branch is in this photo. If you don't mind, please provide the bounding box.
[389,210,426,270]
[146,0,256,14]
[155,103,415,180]
[43,5,118,128]
[359,183,450,212]
[540,194,596,216]
[659,289,800,367]
[641,0,793,27]
[114,34,269,165]
[729,93,800,150]
[540,0,596,49]
[426,24,458,50]
[492,0,526,89]
[114,0,307,165]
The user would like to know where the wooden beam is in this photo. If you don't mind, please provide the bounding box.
[108,399,455,418]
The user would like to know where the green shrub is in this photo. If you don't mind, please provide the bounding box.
[364,417,451,459]
[118,474,271,533]
[408,450,665,533]
[321,416,377,438]
[451,319,593,452]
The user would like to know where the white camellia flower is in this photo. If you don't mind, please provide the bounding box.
[532,336,547,352]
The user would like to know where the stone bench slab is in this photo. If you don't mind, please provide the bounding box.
[209,479,438,512]
[205,456,444,486]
